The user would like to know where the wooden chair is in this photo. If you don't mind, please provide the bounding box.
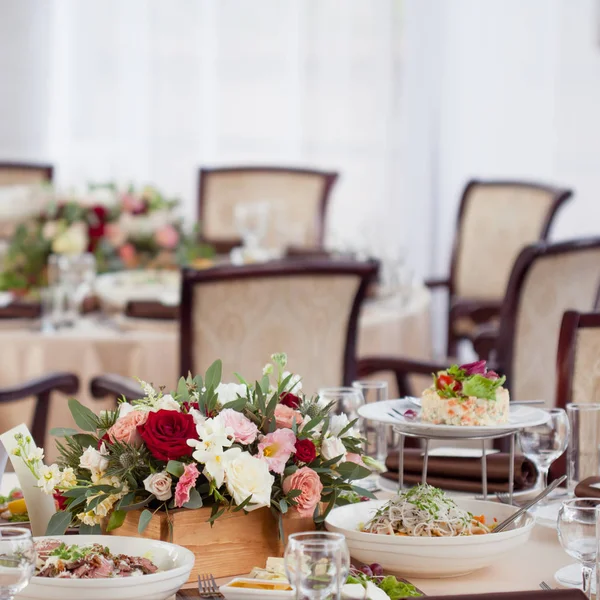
[90,374,144,403]
[427,179,572,355]
[0,162,53,186]
[0,373,79,448]
[360,238,600,410]
[124,300,178,321]
[180,259,378,394]
[197,166,338,253]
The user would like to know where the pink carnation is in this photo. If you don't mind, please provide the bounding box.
[155,224,179,249]
[220,408,259,445]
[174,463,200,508]
[283,466,323,517]
[274,404,303,429]
[345,453,364,465]
[108,410,148,447]
[258,428,296,474]
[105,222,126,247]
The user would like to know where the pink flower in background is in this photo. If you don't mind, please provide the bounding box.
[345,453,364,465]
[108,410,148,447]
[258,428,296,474]
[155,224,179,249]
[282,467,323,517]
[174,463,200,508]
[121,193,147,215]
[119,243,137,268]
[220,408,259,445]
[274,404,303,429]
[105,222,127,247]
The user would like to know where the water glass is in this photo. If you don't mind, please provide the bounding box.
[352,380,388,462]
[558,498,600,598]
[318,387,365,439]
[0,527,36,599]
[284,532,350,600]
[234,202,270,249]
[518,408,569,499]
[567,404,600,493]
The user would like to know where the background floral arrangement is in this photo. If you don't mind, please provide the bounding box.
[14,353,377,536]
[0,183,214,292]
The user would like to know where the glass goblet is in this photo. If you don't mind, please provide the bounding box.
[558,498,600,598]
[0,527,36,599]
[318,387,365,440]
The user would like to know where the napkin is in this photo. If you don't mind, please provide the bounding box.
[0,301,41,319]
[383,448,537,493]
[125,301,178,320]
[574,476,600,498]
[425,591,586,600]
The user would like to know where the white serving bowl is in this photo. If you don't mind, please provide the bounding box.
[325,498,534,578]
[16,535,195,600]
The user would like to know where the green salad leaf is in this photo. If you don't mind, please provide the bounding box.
[461,373,506,401]
[379,575,422,599]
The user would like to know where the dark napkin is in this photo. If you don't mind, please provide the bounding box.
[574,476,600,498]
[383,449,537,493]
[125,301,178,321]
[0,301,41,319]
[425,592,586,600]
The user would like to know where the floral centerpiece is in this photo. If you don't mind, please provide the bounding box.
[0,184,214,293]
[14,353,377,541]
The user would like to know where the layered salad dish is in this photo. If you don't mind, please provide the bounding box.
[421,360,509,426]
[0,488,28,522]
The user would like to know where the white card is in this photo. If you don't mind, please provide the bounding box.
[0,441,8,488]
[425,447,500,458]
[0,424,57,536]
[589,483,600,490]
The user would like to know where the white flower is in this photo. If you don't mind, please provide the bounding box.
[315,395,330,410]
[321,436,347,464]
[118,402,135,418]
[138,379,158,401]
[60,467,77,489]
[329,414,360,439]
[262,363,273,376]
[77,510,103,526]
[37,464,62,494]
[195,415,234,449]
[143,471,172,501]
[281,372,302,393]
[188,407,206,427]
[51,222,88,255]
[215,383,247,405]
[30,447,45,462]
[194,446,241,488]
[225,452,274,511]
[79,444,109,474]
[155,394,180,412]
[42,220,59,241]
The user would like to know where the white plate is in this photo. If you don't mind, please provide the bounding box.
[358,398,549,438]
[220,578,294,600]
[16,535,194,600]
[325,498,534,578]
[554,563,595,593]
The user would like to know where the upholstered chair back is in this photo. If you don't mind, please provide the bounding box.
[0,163,53,186]
[180,260,377,395]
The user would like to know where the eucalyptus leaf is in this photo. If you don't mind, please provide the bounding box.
[231,494,253,512]
[116,491,136,510]
[68,399,99,432]
[183,487,203,509]
[204,359,222,390]
[176,377,189,402]
[335,462,371,481]
[278,498,288,514]
[222,397,247,412]
[166,460,185,478]
[45,511,72,535]
[259,374,270,394]
[106,509,127,532]
[73,433,98,448]
[49,427,79,438]
[138,509,153,534]
[233,372,248,386]
[79,523,102,535]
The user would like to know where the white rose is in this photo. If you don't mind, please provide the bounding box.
[329,414,360,439]
[79,444,109,474]
[321,436,347,464]
[189,407,206,427]
[143,471,173,501]
[155,394,180,412]
[215,383,247,405]
[224,452,274,511]
[42,220,59,241]
[118,402,135,419]
[282,372,302,393]
[52,222,88,255]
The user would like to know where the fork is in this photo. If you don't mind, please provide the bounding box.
[539,581,553,590]
[198,573,224,599]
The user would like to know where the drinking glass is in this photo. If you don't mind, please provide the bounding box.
[0,527,36,599]
[318,387,365,439]
[518,408,569,499]
[558,498,600,598]
[352,380,388,462]
[284,532,350,600]
[234,202,270,249]
[567,404,600,493]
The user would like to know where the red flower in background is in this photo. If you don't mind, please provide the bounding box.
[53,491,68,511]
[87,205,108,251]
[280,392,301,409]
[294,438,317,464]
[138,409,199,461]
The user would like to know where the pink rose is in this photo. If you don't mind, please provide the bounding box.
[119,243,137,268]
[105,223,127,247]
[108,410,148,447]
[274,404,303,429]
[220,408,259,445]
[121,193,147,215]
[345,453,363,465]
[283,466,323,518]
[155,224,179,249]
[174,463,200,508]
[258,428,296,474]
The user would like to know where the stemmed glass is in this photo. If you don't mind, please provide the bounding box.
[318,387,365,439]
[558,498,600,598]
[284,532,350,600]
[234,202,270,250]
[352,381,388,462]
[0,527,36,599]
[518,408,569,501]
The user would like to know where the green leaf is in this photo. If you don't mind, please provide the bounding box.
[49,427,79,437]
[45,511,72,535]
[286,489,302,499]
[204,359,222,391]
[265,392,279,419]
[176,377,189,402]
[301,415,323,434]
[122,495,154,512]
[232,494,253,512]
[86,493,110,512]
[138,509,153,534]
[278,373,293,395]
[63,487,88,498]
[222,397,247,412]
[116,491,136,510]
[336,462,371,481]
[106,509,127,532]
[233,372,248,386]
[183,487,203,509]
[73,433,98,448]
[80,523,102,535]
[350,485,377,499]
[462,374,506,401]
[338,418,359,438]
[166,460,185,478]
[278,498,288,514]
[259,374,270,394]
[68,399,99,432]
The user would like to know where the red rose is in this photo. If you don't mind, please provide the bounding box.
[97,432,111,449]
[138,410,198,461]
[53,491,68,511]
[87,205,108,251]
[294,438,317,464]
[280,392,301,409]
[182,401,200,413]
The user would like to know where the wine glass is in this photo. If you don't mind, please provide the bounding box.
[0,527,36,599]
[318,387,365,439]
[233,202,270,250]
[558,498,600,598]
[284,532,350,600]
[352,380,388,462]
[518,408,569,501]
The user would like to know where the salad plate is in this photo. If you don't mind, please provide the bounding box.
[358,398,549,438]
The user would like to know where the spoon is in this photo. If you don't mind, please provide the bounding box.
[493,474,567,533]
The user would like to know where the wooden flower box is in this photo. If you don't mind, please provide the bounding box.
[110,507,315,582]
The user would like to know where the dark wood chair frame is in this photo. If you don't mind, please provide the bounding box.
[0,162,54,182]
[180,258,378,384]
[197,166,338,254]
[0,373,79,448]
[90,374,144,403]
[426,179,573,356]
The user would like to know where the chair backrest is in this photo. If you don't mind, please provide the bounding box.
[180,259,378,394]
[495,238,600,406]
[556,311,600,408]
[450,180,572,301]
[198,166,338,250]
[0,162,53,186]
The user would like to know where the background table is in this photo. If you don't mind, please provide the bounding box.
[0,286,432,462]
